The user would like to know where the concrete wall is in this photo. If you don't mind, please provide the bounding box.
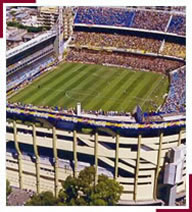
[6,121,186,204]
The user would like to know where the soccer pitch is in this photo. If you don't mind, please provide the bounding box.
[9,62,169,112]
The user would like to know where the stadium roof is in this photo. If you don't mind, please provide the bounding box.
[6,30,57,59]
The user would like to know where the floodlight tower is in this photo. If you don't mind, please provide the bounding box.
[54,6,74,61]
[57,6,64,61]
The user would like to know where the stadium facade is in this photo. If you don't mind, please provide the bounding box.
[6,6,186,205]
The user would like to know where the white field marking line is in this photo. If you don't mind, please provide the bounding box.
[140,76,165,108]
[33,64,103,96]
[20,66,126,101]
[65,90,99,102]
[65,89,152,103]
[28,71,103,101]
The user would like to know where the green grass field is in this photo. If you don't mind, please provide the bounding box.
[9,62,169,112]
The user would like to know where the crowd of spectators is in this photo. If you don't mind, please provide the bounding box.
[74,7,135,28]
[70,31,162,53]
[74,7,186,36]
[66,48,184,74]
[7,55,56,91]
[131,10,170,32]
[162,66,185,113]
[167,15,186,36]
[8,101,132,118]
[7,44,54,75]
[81,109,131,117]
[70,31,185,58]
[161,42,186,58]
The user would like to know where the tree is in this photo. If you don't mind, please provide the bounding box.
[93,175,123,205]
[58,166,123,206]
[25,191,57,206]
[24,166,123,206]
[58,176,81,205]
[7,21,50,33]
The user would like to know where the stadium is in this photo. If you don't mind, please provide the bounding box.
[6,6,186,205]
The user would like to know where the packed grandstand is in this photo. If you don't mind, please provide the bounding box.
[6,6,186,205]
